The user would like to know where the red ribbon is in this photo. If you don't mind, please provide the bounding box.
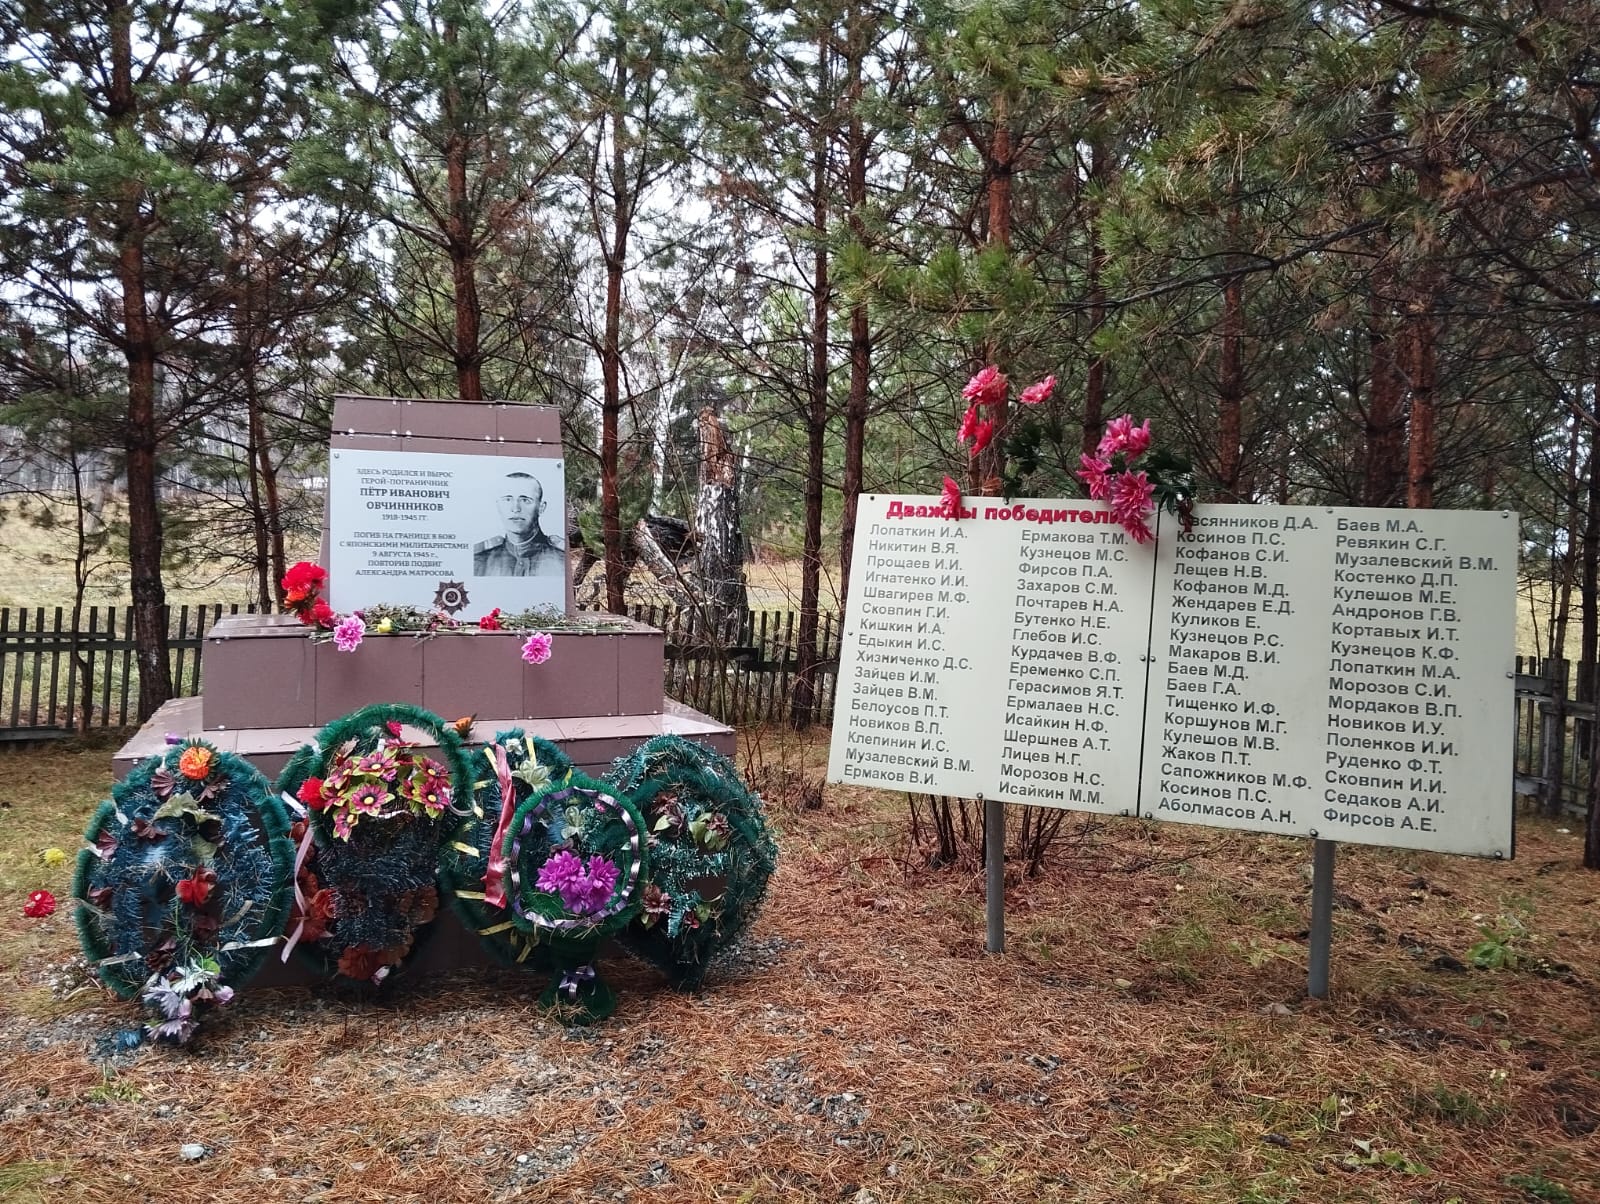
[481,744,517,909]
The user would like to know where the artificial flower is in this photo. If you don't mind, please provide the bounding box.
[1099,414,1152,459]
[477,608,503,632]
[563,856,621,914]
[23,889,55,918]
[1078,453,1112,501]
[940,476,962,519]
[297,776,329,810]
[282,562,327,596]
[641,883,672,927]
[1110,469,1155,527]
[336,944,389,983]
[1019,375,1056,405]
[39,847,68,868]
[333,613,366,653]
[962,365,1008,407]
[309,598,336,629]
[175,868,217,908]
[521,631,554,665]
[374,617,393,635]
[346,782,392,816]
[536,850,584,894]
[355,749,398,778]
[1121,513,1155,544]
[178,745,214,780]
[956,403,981,446]
[969,419,996,457]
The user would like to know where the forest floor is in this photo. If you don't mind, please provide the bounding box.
[1,729,1597,1203]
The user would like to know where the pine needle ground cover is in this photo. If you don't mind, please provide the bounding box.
[1,731,1597,1204]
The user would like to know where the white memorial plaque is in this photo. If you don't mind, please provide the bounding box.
[830,496,1518,860]
[328,448,566,615]
[827,496,1154,814]
[1139,506,1516,856]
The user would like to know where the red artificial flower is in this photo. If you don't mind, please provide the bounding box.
[477,608,503,631]
[309,598,336,629]
[24,890,55,918]
[969,419,996,457]
[1019,374,1056,406]
[940,476,962,519]
[175,868,217,908]
[297,776,330,810]
[962,365,1008,407]
[956,403,981,447]
[282,562,327,596]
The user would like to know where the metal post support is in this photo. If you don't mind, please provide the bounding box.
[984,795,1005,953]
[1307,838,1336,998]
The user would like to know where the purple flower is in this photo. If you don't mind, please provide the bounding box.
[521,631,554,665]
[333,614,366,653]
[536,849,583,894]
[562,856,621,914]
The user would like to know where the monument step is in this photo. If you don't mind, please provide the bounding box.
[116,695,734,782]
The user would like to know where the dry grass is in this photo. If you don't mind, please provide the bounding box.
[1,730,1598,1203]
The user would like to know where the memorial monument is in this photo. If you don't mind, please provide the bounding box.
[116,396,734,780]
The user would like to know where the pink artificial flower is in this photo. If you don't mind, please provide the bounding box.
[962,365,1009,407]
[536,850,584,894]
[563,856,621,915]
[1019,375,1056,406]
[1121,513,1155,544]
[956,403,981,446]
[969,419,996,457]
[940,476,962,519]
[521,631,554,665]
[347,782,391,815]
[1098,414,1152,459]
[332,613,365,653]
[1113,467,1152,528]
[1122,418,1152,457]
[1078,453,1112,500]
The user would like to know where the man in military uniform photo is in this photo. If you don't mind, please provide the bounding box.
[473,471,566,576]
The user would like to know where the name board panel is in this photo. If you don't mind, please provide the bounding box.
[826,499,1517,858]
[328,448,566,616]
[827,497,1154,814]
[1140,506,1516,856]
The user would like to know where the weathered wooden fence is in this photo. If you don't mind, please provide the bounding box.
[0,603,842,736]
[1514,655,1596,818]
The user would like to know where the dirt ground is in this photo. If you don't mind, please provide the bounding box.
[0,730,1597,1203]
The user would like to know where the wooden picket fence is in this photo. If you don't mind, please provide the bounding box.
[0,602,842,737]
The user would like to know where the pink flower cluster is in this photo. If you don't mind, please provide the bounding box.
[1079,415,1157,544]
[535,850,622,915]
[955,365,1055,459]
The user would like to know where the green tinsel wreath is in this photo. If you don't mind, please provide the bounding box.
[438,729,574,969]
[603,736,777,989]
[72,741,293,1038]
[274,703,474,985]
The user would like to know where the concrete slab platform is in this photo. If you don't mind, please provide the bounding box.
[115,696,735,782]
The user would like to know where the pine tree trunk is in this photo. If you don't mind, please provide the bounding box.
[837,2,870,616]
[974,94,1012,495]
[109,0,170,721]
[1217,203,1245,501]
[443,15,482,401]
[792,37,831,730]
